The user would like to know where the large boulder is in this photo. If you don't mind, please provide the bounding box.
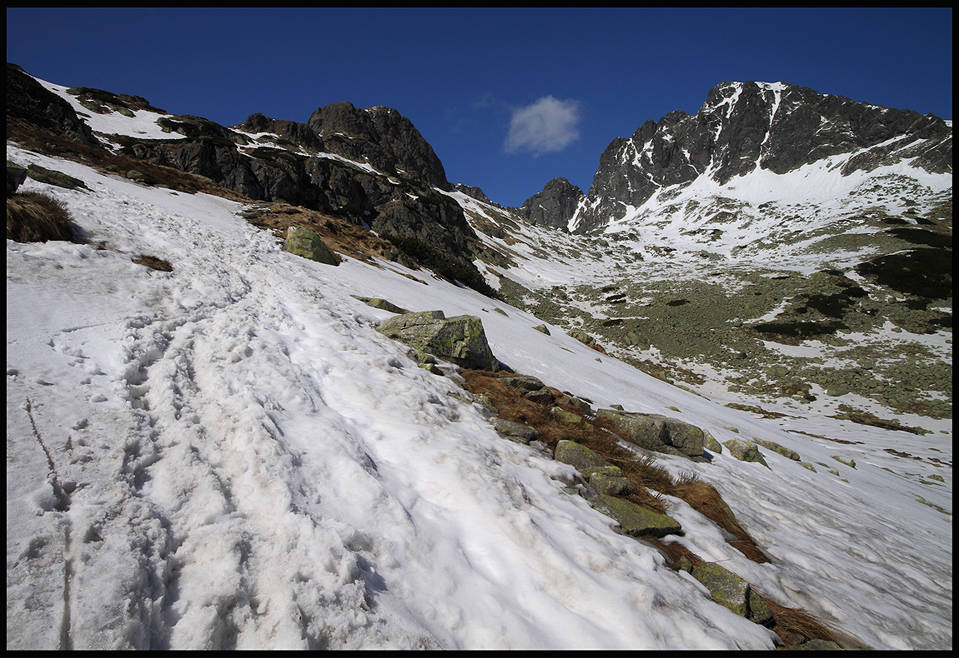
[597,495,682,538]
[596,409,705,458]
[722,439,770,468]
[688,562,773,624]
[284,226,339,265]
[377,310,499,371]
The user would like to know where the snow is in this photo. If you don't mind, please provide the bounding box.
[6,144,952,650]
[36,78,185,143]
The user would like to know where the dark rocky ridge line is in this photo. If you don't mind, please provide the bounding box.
[516,81,951,234]
[6,62,506,298]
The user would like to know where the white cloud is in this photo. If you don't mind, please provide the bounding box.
[504,96,581,155]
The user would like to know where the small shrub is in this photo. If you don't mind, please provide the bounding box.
[6,192,74,242]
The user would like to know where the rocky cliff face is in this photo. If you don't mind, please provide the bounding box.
[6,63,501,297]
[568,81,952,233]
[512,177,585,231]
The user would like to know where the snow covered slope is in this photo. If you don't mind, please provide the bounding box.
[6,141,952,650]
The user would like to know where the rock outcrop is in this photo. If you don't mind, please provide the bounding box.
[512,177,584,231]
[596,409,705,459]
[6,63,100,148]
[284,226,339,265]
[569,81,952,233]
[722,439,770,468]
[377,310,499,371]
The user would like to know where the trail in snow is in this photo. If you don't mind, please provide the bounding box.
[6,147,778,649]
[7,143,952,650]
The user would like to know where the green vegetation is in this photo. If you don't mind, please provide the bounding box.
[386,232,500,299]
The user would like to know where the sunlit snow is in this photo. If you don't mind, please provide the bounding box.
[6,140,952,650]
[6,73,953,649]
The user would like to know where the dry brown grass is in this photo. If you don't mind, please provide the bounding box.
[462,369,774,561]
[667,477,770,563]
[241,201,398,265]
[8,120,251,202]
[763,597,869,649]
[7,191,74,242]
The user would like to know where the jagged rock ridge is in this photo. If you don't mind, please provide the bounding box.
[516,81,951,233]
[6,63,501,297]
[510,177,585,231]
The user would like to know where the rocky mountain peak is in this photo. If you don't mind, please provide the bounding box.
[307,101,450,190]
[568,80,952,233]
[513,176,586,232]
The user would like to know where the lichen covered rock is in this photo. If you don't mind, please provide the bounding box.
[689,562,749,617]
[284,226,339,266]
[754,437,800,461]
[377,310,498,371]
[722,438,770,468]
[553,440,611,479]
[597,494,682,538]
[596,409,705,458]
[491,418,540,444]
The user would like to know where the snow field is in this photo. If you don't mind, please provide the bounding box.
[6,143,951,649]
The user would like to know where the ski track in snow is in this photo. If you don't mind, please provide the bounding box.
[6,144,952,650]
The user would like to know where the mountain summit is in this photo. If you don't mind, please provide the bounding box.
[519,81,951,233]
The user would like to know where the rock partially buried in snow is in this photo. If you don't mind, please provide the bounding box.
[722,439,770,468]
[284,226,339,266]
[491,418,540,444]
[596,409,705,459]
[377,310,499,371]
[689,562,749,617]
[596,495,682,538]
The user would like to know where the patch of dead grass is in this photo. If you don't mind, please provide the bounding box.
[6,191,74,242]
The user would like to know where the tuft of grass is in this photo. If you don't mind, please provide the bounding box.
[6,191,74,242]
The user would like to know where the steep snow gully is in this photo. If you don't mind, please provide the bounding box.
[6,145,952,649]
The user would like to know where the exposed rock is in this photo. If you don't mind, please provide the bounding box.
[754,437,800,461]
[284,226,339,266]
[661,417,706,457]
[354,296,406,314]
[556,394,591,416]
[550,406,586,425]
[453,183,492,204]
[705,431,723,454]
[831,455,857,469]
[570,80,952,233]
[26,164,87,190]
[553,440,612,479]
[596,494,682,538]
[722,439,770,468]
[568,328,596,345]
[472,394,498,418]
[532,324,551,335]
[377,310,499,371]
[747,589,773,625]
[512,177,585,231]
[307,101,451,190]
[689,562,749,617]
[499,374,554,404]
[125,169,157,186]
[596,409,705,458]
[7,63,99,147]
[491,418,540,445]
[7,161,27,196]
[589,471,635,496]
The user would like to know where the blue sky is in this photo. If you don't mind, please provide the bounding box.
[6,7,953,208]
